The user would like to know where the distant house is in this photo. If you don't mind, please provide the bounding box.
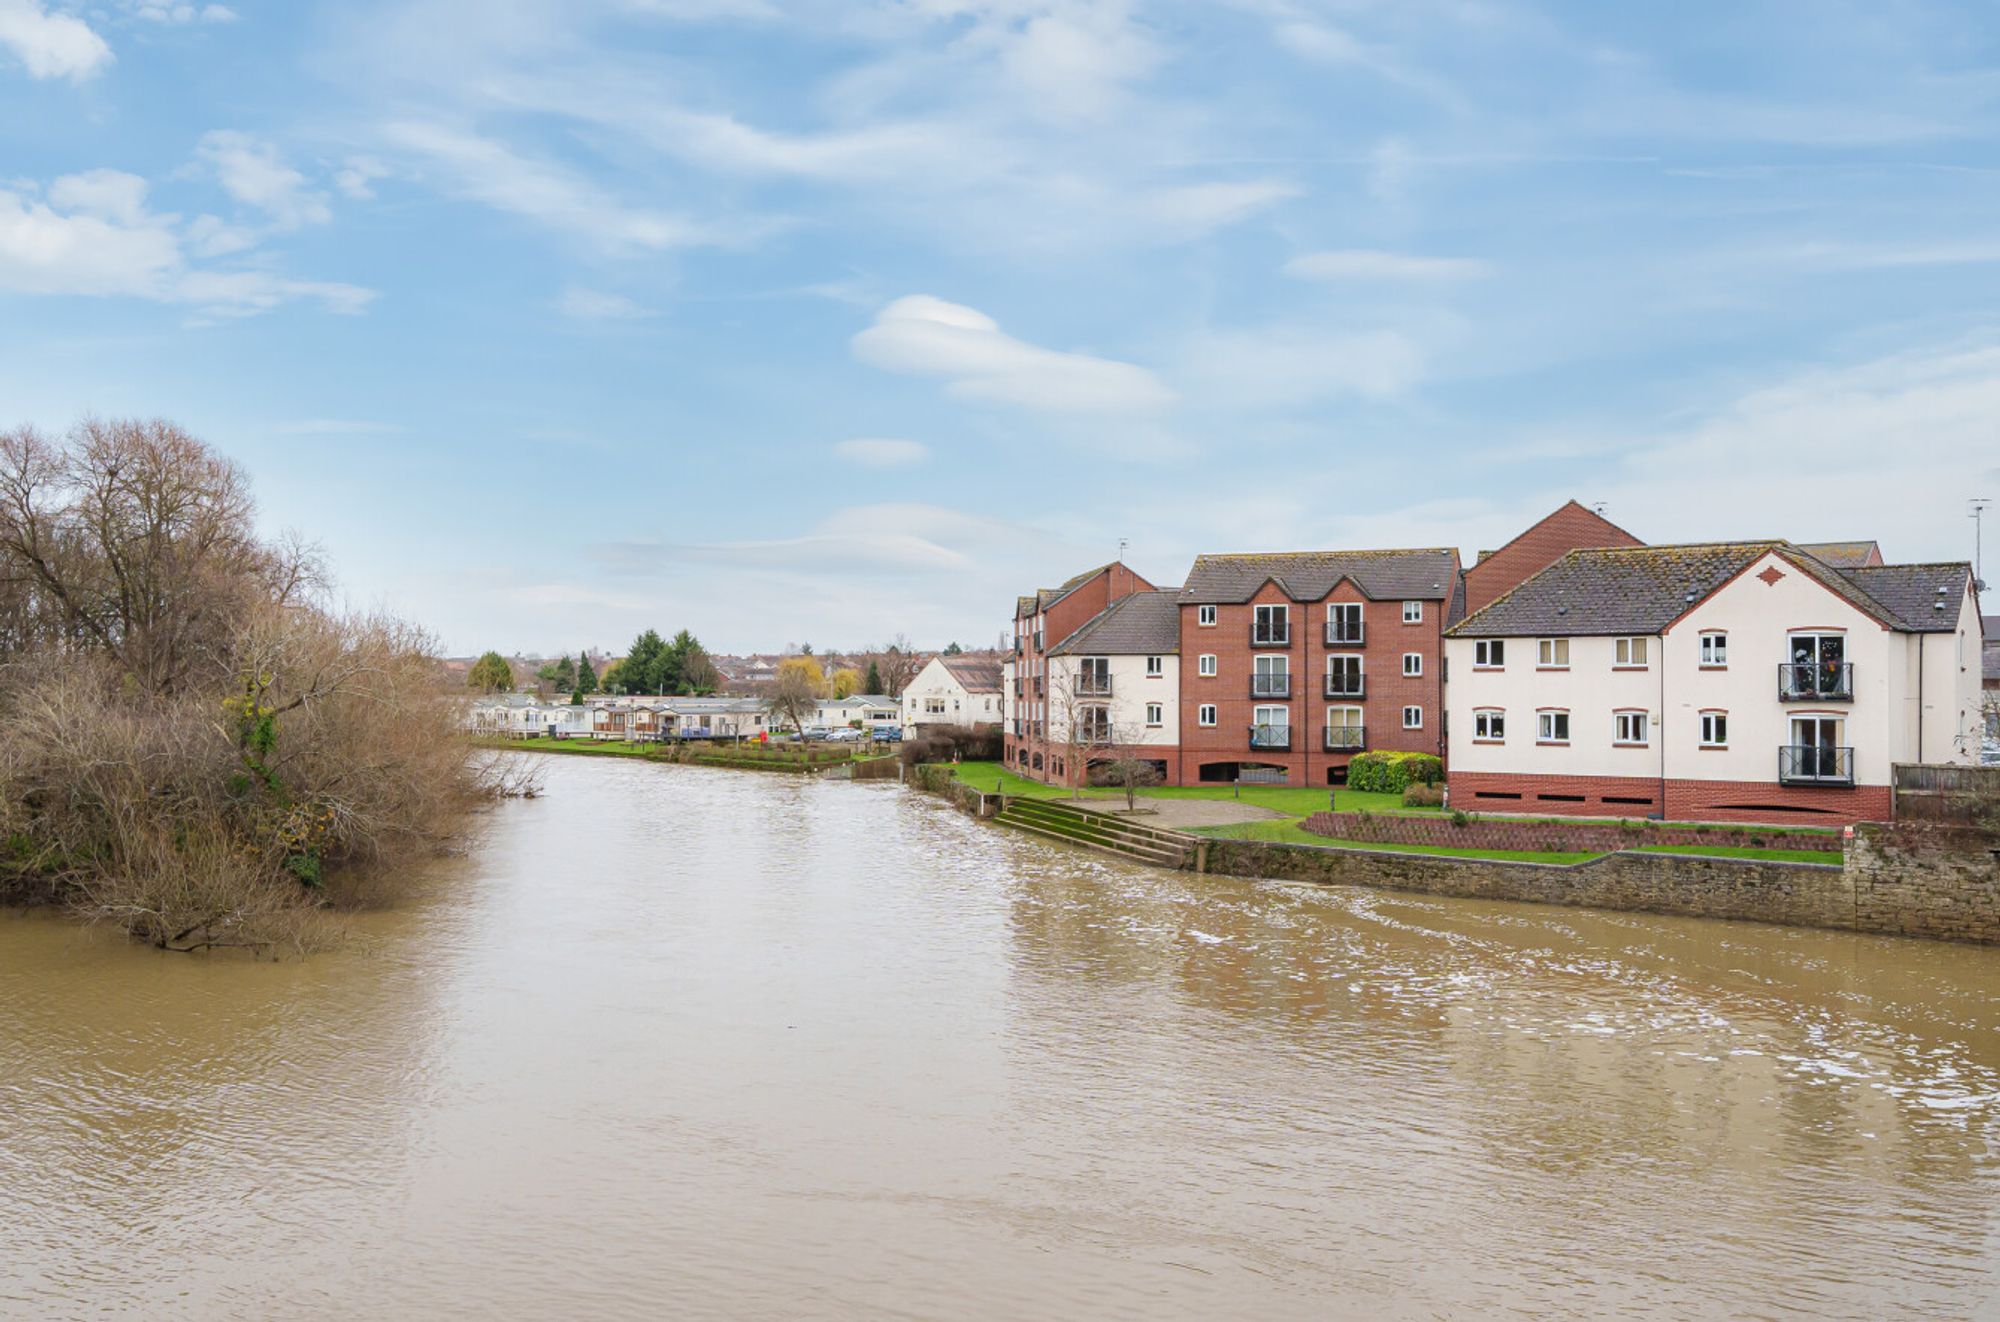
[903,655,1003,733]
[470,695,589,739]
[816,695,900,731]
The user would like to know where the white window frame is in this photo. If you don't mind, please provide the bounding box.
[1614,710,1649,745]
[1614,636,1649,667]
[1473,708,1504,741]
[1473,639,1505,668]
[1197,654,1217,677]
[1537,710,1570,743]
[1327,601,1364,641]
[1145,655,1163,677]
[1402,652,1423,677]
[1197,604,1217,627]
[1538,638,1570,668]
[1699,632,1728,667]
[1197,704,1216,727]
[1699,711,1728,747]
[1145,702,1163,727]
[1402,600,1423,624]
[1402,705,1423,730]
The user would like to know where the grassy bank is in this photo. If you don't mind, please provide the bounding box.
[482,736,894,767]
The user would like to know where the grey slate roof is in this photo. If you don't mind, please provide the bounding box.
[1177,548,1459,605]
[1838,564,1974,632]
[1448,542,1963,638]
[1048,590,1181,656]
[939,656,1003,693]
[1797,540,1883,568]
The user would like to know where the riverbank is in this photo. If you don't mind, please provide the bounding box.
[480,736,896,774]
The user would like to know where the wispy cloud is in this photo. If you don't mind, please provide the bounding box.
[1285,249,1488,282]
[195,130,332,230]
[0,0,112,79]
[833,437,927,467]
[852,294,1173,413]
[556,286,651,320]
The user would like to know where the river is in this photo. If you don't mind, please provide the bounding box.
[2,755,1996,1319]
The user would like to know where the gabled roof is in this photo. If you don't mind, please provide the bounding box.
[1015,562,1119,617]
[1048,590,1181,656]
[1798,540,1884,568]
[1178,548,1459,605]
[1837,564,1975,632]
[1449,542,1960,638]
[938,655,1003,693]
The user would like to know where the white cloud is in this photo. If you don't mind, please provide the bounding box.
[383,120,732,252]
[1138,180,1296,238]
[0,0,112,79]
[332,156,390,200]
[991,4,1163,120]
[556,286,649,320]
[833,437,927,467]
[128,2,234,21]
[852,294,1173,413]
[0,169,373,317]
[195,130,331,229]
[1285,249,1489,282]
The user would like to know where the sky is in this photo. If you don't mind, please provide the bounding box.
[2,0,1998,656]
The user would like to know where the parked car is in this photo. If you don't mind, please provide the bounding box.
[801,727,833,741]
[826,727,864,743]
[871,727,903,743]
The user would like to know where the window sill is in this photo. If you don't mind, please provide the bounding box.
[1611,665,1649,672]
[1471,738,1504,745]
[1698,743,1728,751]
[1698,664,1728,671]
[1472,664,1503,671]
[1536,739,1570,746]
[1536,665,1570,672]
[1612,741,1649,749]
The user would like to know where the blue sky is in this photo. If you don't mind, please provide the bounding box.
[2,0,1997,655]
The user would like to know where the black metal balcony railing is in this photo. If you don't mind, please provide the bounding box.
[1324,674,1365,699]
[1077,676,1113,697]
[1324,724,1366,752]
[1248,723,1292,751]
[1325,622,1365,646]
[1251,623,1290,647]
[1013,680,1023,697]
[1779,662,1853,702]
[1251,674,1291,698]
[1778,744,1854,786]
[1033,678,1044,697]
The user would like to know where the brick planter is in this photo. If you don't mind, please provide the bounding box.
[1299,810,1840,855]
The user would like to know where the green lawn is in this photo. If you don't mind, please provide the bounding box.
[944,760,1428,817]
[1628,843,1838,865]
[1188,819,1599,864]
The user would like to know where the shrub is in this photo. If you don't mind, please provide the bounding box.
[898,724,1001,768]
[1449,809,1469,828]
[1347,751,1445,794]
[1401,782,1444,807]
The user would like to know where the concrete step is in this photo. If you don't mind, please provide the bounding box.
[1005,798,1195,851]
[992,810,1189,866]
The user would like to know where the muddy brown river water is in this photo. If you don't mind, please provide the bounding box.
[2,755,1997,1319]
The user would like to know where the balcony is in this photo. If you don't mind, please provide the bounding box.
[1779,663,1853,702]
[1248,723,1292,751]
[1250,674,1291,699]
[1324,675,1365,699]
[1250,623,1291,648]
[1778,745,1854,786]
[1324,622,1365,647]
[1323,724,1366,752]
[1076,676,1113,697]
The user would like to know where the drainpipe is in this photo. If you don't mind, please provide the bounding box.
[1657,637,1668,820]
[1917,634,1925,763]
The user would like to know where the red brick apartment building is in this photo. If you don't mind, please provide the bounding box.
[1002,503,1646,789]
[1004,561,1155,778]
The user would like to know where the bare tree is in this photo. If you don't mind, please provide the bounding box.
[1046,659,1119,799]
[875,633,922,698]
[1100,752,1165,812]
[769,663,818,734]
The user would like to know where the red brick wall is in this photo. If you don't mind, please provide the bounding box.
[1301,810,1841,853]
[1004,563,1158,785]
[1450,769,1893,825]
[1176,579,1449,787]
[1464,502,1643,616]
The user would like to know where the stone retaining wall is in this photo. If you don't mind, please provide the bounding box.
[1848,822,2000,943]
[1300,811,1839,855]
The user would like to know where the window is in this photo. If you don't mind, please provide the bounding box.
[1473,639,1505,668]
[1538,638,1570,668]
[1699,632,1727,667]
[1402,652,1423,677]
[1145,703,1163,727]
[1700,711,1727,747]
[1325,706,1364,750]
[1614,637,1649,667]
[1538,710,1570,743]
[1145,655,1163,677]
[1327,602,1364,644]
[1252,654,1289,696]
[925,697,946,715]
[1197,604,1217,627]
[1079,705,1113,743]
[1325,654,1363,696]
[1253,603,1289,645]
[1473,709,1505,741]
[1251,706,1290,748]
[1614,711,1648,745]
[1198,654,1217,677]
[1402,705,1423,729]
[1077,656,1110,695]
[1402,600,1423,624]
[1197,704,1217,727]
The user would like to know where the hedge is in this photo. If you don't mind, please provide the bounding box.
[1347,750,1444,794]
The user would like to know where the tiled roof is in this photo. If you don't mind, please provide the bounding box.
[1177,548,1459,605]
[939,655,1003,693]
[1798,540,1882,568]
[1452,542,1970,638]
[1838,564,1973,633]
[1049,590,1181,656]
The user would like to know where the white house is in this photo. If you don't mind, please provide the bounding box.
[1031,589,1182,784]
[1444,541,1983,824]
[902,655,1003,733]
[816,695,901,732]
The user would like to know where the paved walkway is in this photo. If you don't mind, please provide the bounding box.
[1072,798,1286,830]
